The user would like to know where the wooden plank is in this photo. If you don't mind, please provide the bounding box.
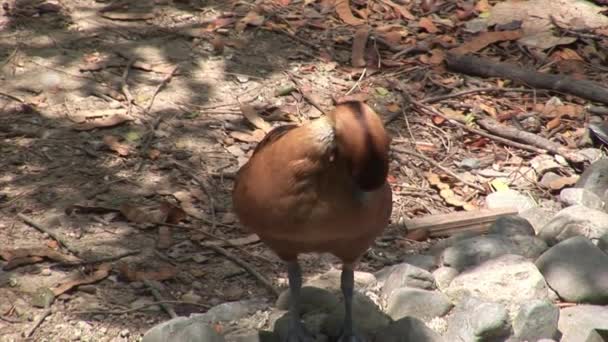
[404,207,518,238]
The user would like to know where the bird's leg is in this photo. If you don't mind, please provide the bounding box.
[285,260,314,342]
[338,263,366,342]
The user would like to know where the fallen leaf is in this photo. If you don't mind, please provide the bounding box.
[120,203,163,224]
[103,135,130,156]
[240,104,272,133]
[382,0,415,20]
[99,11,156,21]
[3,256,44,270]
[419,17,439,33]
[475,0,491,12]
[230,131,263,143]
[428,49,445,65]
[0,247,80,264]
[159,201,186,224]
[478,102,497,117]
[351,26,370,67]
[148,149,161,160]
[386,103,401,113]
[450,30,523,54]
[552,48,584,61]
[548,176,578,190]
[546,116,562,130]
[118,263,177,282]
[52,263,112,296]
[334,0,365,26]
[211,35,225,54]
[405,228,429,241]
[236,9,265,31]
[72,114,132,131]
[157,226,173,249]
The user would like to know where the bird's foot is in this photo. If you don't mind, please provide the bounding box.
[283,323,315,342]
[337,332,367,342]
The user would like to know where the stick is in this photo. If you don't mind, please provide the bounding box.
[142,279,178,319]
[420,87,540,104]
[18,213,79,256]
[121,57,136,116]
[23,307,52,338]
[71,300,209,316]
[445,53,608,105]
[53,250,140,267]
[202,243,280,297]
[146,65,179,113]
[285,72,327,115]
[0,91,25,103]
[393,147,486,192]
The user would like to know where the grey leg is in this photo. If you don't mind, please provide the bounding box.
[338,265,365,342]
[285,260,314,342]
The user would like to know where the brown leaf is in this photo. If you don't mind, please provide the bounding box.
[382,0,415,20]
[548,176,578,190]
[351,26,370,67]
[3,256,44,270]
[159,201,186,224]
[118,263,177,282]
[99,11,156,21]
[475,0,491,12]
[236,9,265,31]
[0,247,80,263]
[450,30,523,54]
[52,263,112,296]
[419,17,439,33]
[546,116,562,130]
[405,228,429,241]
[240,104,272,133]
[334,0,365,26]
[103,135,130,156]
[157,226,173,249]
[120,203,158,224]
[148,149,161,160]
[386,103,401,113]
[72,114,132,131]
[211,35,225,55]
[428,49,445,65]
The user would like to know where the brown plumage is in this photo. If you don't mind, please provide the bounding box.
[232,101,392,342]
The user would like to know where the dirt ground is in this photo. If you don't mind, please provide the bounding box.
[1,0,606,341]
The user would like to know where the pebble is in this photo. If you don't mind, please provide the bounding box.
[445,297,510,342]
[432,266,459,291]
[379,263,436,299]
[488,215,535,236]
[321,292,390,340]
[373,317,444,342]
[486,189,537,213]
[559,187,605,211]
[275,286,339,315]
[538,205,608,245]
[558,305,608,342]
[518,207,559,235]
[512,299,559,341]
[142,317,225,342]
[385,287,453,321]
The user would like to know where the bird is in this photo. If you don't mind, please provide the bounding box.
[232,101,393,342]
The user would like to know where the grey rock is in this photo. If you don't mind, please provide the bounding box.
[576,158,608,201]
[559,305,608,342]
[380,263,436,299]
[445,297,510,342]
[585,329,608,342]
[578,148,603,163]
[432,267,459,291]
[427,231,481,256]
[512,299,559,341]
[273,312,327,342]
[539,172,563,189]
[446,254,549,313]
[275,287,339,314]
[530,154,561,175]
[194,299,268,323]
[386,288,452,321]
[142,317,225,342]
[439,234,547,271]
[488,215,535,236]
[519,207,559,235]
[305,269,376,290]
[224,330,278,342]
[536,236,608,303]
[322,292,391,340]
[560,188,605,210]
[373,317,444,342]
[400,254,437,271]
[538,205,608,245]
[486,189,537,213]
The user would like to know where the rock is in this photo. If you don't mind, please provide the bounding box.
[559,305,608,342]
[400,254,437,271]
[305,269,377,290]
[519,207,558,235]
[560,187,605,210]
[530,154,561,175]
[427,231,481,256]
[538,205,608,245]
[142,317,225,342]
[539,171,563,189]
[446,254,548,313]
[273,312,328,342]
[380,263,436,299]
[439,234,547,271]
[512,299,559,341]
[536,236,608,303]
[486,189,537,213]
[432,267,459,291]
[576,158,608,201]
[194,299,268,323]
[445,297,510,342]
[488,215,535,236]
[385,288,453,321]
[181,291,202,303]
[578,148,603,163]
[224,330,278,342]
[373,317,444,342]
[321,292,391,340]
[275,287,339,314]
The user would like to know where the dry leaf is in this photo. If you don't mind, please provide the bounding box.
[211,35,225,54]
[386,103,401,113]
[552,48,584,61]
[4,256,44,270]
[475,0,491,12]
[100,11,156,21]
[382,0,415,20]
[546,116,562,130]
[157,226,173,249]
[548,176,578,190]
[428,49,445,65]
[240,104,272,133]
[72,114,132,131]
[351,26,369,67]
[120,203,163,224]
[478,103,497,117]
[52,263,112,296]
[230,131,263,143]
[334,0,365,26]
[450,30,523,54]
[103,135,130,156]
[159,201,186,224]
[236,9,265,31]
[0,247,80,263]
[148,149,161,160]
[419,17,439,33]
[118,263,177,282]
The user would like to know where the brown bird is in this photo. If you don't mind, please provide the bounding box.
[232,101,392,342]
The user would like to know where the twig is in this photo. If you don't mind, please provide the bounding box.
[345,68,366,96]
[71,300,210,315]
[23,307,52,338]
[18,213,79,256]
[0,91,25,103]
[121,57,136,116]
[0,315,22,323]
[393,146,486,192]
[202,243,280,298]
[53,249,140,267]
[146,65,179,113]
[420,87,540,104]
[142,279,178,319]
[285,72,327,115]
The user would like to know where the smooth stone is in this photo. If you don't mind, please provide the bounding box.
[536,236,608,304]
[400,254,437,271]
[380,263,436,299]
[446,254,549,313]
[486,189,537,213]
[488,215,535,236]
[576,158,608,200]
[560,188,605,210]
[321,292,391,340]
[193,299,268,323]
[373,317,444,342]
[432,267,459,291]
[386,288,452,321]
[305,269,377,290]
[445,297,510,342]
[273,312,328,342]
[142,317,225,342]
[538,205,608,245]
[512,299,559,341]
[275,287,340,314]
[530,154,561,175]
[518,207,558,235]
[559,305,608,342]
[439,234,547,271]
[224,330,278,342]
